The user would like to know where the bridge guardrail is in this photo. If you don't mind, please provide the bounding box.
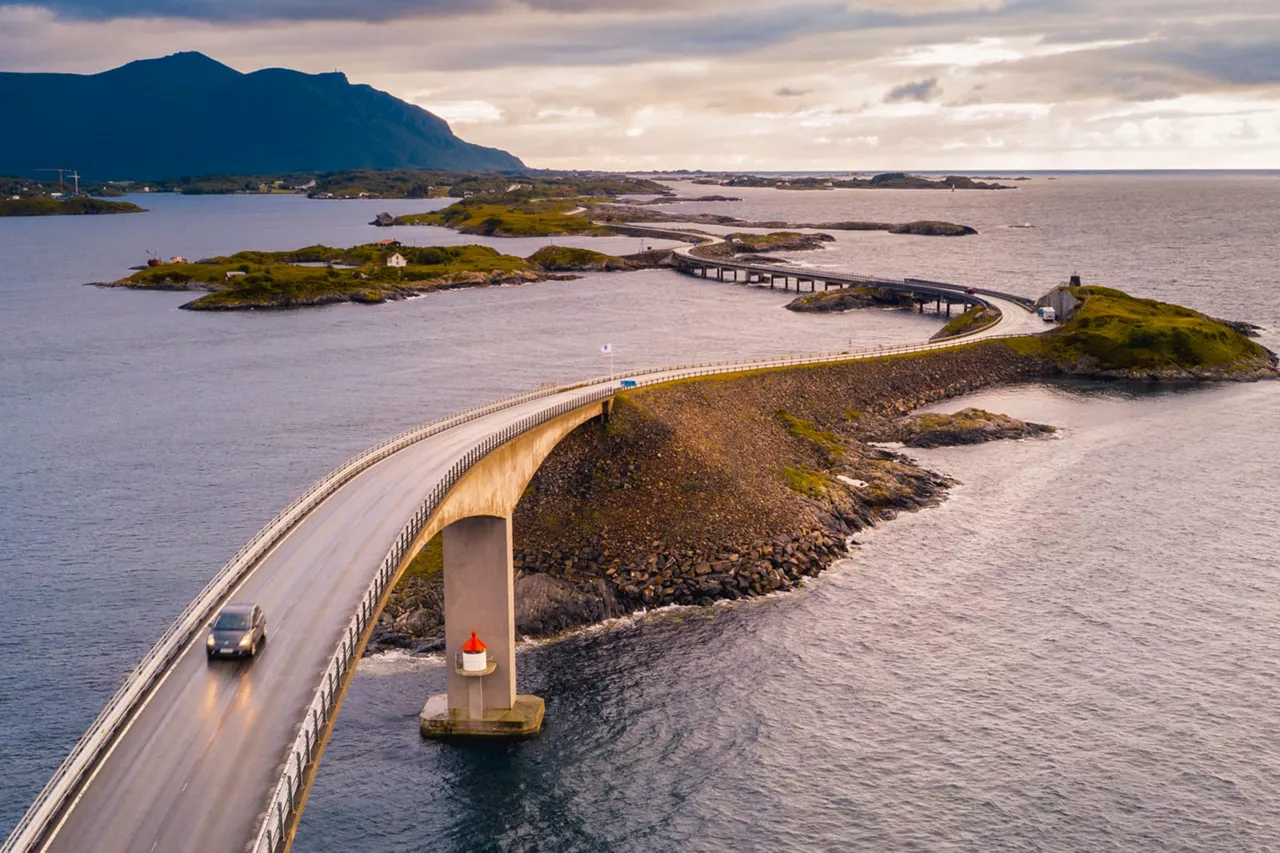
[0,382,634,853]
[6,237,1043,853]
[251,387,615,853]
[250,326,1042,852]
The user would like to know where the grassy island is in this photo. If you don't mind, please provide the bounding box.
[588,203,977,238]
[0,197,144,216]
[786,287,915,313]
[525,246,637,272]
[104,243,537,310]
[692,172,1013,191]
[97,241,655,310]
[932,305,1001,339]
[394,198,611,236]
[1007,285,1276,378]
[692,231,835,259]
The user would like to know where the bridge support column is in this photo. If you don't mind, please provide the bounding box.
[420,515,544,738]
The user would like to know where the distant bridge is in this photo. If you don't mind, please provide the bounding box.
[3,246,1047,853]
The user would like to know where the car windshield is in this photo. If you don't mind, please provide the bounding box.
[214,612,251,631]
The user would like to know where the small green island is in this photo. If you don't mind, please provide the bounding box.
[588,202,979,237]
[691,172,1014,191]
[375,173,983,242]
[391,198,612,237]
[0,196,144,216]
[1008,285,1276,379]
[695,231,836,258]
[95,241,644,310]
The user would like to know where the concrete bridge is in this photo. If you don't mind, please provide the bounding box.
[3,270,1046,853]
[617,222,1039,315]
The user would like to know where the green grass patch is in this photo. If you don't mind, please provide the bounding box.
[1031,285,1271,371]
[783,465,828,497]
[0,197,144,216]
[527,245,628,271]
[777,410,845,460]
[934,305,1000,340]
[395,197,610,236]
[402,533,444,584]
[125,242,531,309]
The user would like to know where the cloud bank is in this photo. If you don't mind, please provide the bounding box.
[1,0,1278,168]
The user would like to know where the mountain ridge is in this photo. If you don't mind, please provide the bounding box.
[0,52,524,180]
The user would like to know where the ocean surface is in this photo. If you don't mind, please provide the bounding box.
[1,175,1277,850]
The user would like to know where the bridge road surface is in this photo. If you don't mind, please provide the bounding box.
[36,291,1040,853]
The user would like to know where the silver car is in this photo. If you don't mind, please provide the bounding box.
[206,603,267,660]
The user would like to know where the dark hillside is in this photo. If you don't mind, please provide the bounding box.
[0,52,524,180]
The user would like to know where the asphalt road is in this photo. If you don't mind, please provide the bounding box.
[35,284,1043,853]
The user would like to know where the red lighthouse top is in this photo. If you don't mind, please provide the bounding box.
[462,631,486,653]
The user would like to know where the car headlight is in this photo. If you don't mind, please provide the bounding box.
[239,635,252,647]
[207,635,215,647]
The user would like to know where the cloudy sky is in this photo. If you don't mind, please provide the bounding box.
[1,0,1277,169]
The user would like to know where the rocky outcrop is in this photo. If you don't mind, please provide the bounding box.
[692,231,835,259]
[786,287,914,312]
[887,221,978,237]
[526,246,638,272]
[867,407,1056,447]
[589,204,977,237]
[366,343,1053,653]
[1209,317,1265,338]
[177,269,543,310]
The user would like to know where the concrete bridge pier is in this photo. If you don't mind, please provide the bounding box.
[419,515,544,738]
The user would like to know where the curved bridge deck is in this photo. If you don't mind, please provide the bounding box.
[5,255,1047,853]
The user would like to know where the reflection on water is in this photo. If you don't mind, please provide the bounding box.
[2,177,1278,847]
[298,379,1280,853]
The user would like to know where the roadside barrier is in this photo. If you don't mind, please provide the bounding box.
[4,262,1041,853]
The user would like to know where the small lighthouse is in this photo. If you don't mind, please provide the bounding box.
[461,631,488,673]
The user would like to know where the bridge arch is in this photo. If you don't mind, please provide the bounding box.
[383,397,611,737]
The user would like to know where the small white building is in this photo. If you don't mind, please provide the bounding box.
[387,253,408,268]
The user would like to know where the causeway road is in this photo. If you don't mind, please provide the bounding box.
[31,279,1044,853]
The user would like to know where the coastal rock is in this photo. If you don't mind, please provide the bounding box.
[786,287,914,313]
[692,231,835,259]
[887,221,979,237]
[871,407,1056,448]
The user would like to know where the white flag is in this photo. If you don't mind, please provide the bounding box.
[601,344,613,354]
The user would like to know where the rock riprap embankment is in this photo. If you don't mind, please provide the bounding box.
[368,343,1053,652]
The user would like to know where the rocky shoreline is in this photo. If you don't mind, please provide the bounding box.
[95,268,547,310]
[785,288,915,312]
[368,343,1055,654]
[691,231,835,258]
[589,203,978,237]
[866,407,1057,447]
